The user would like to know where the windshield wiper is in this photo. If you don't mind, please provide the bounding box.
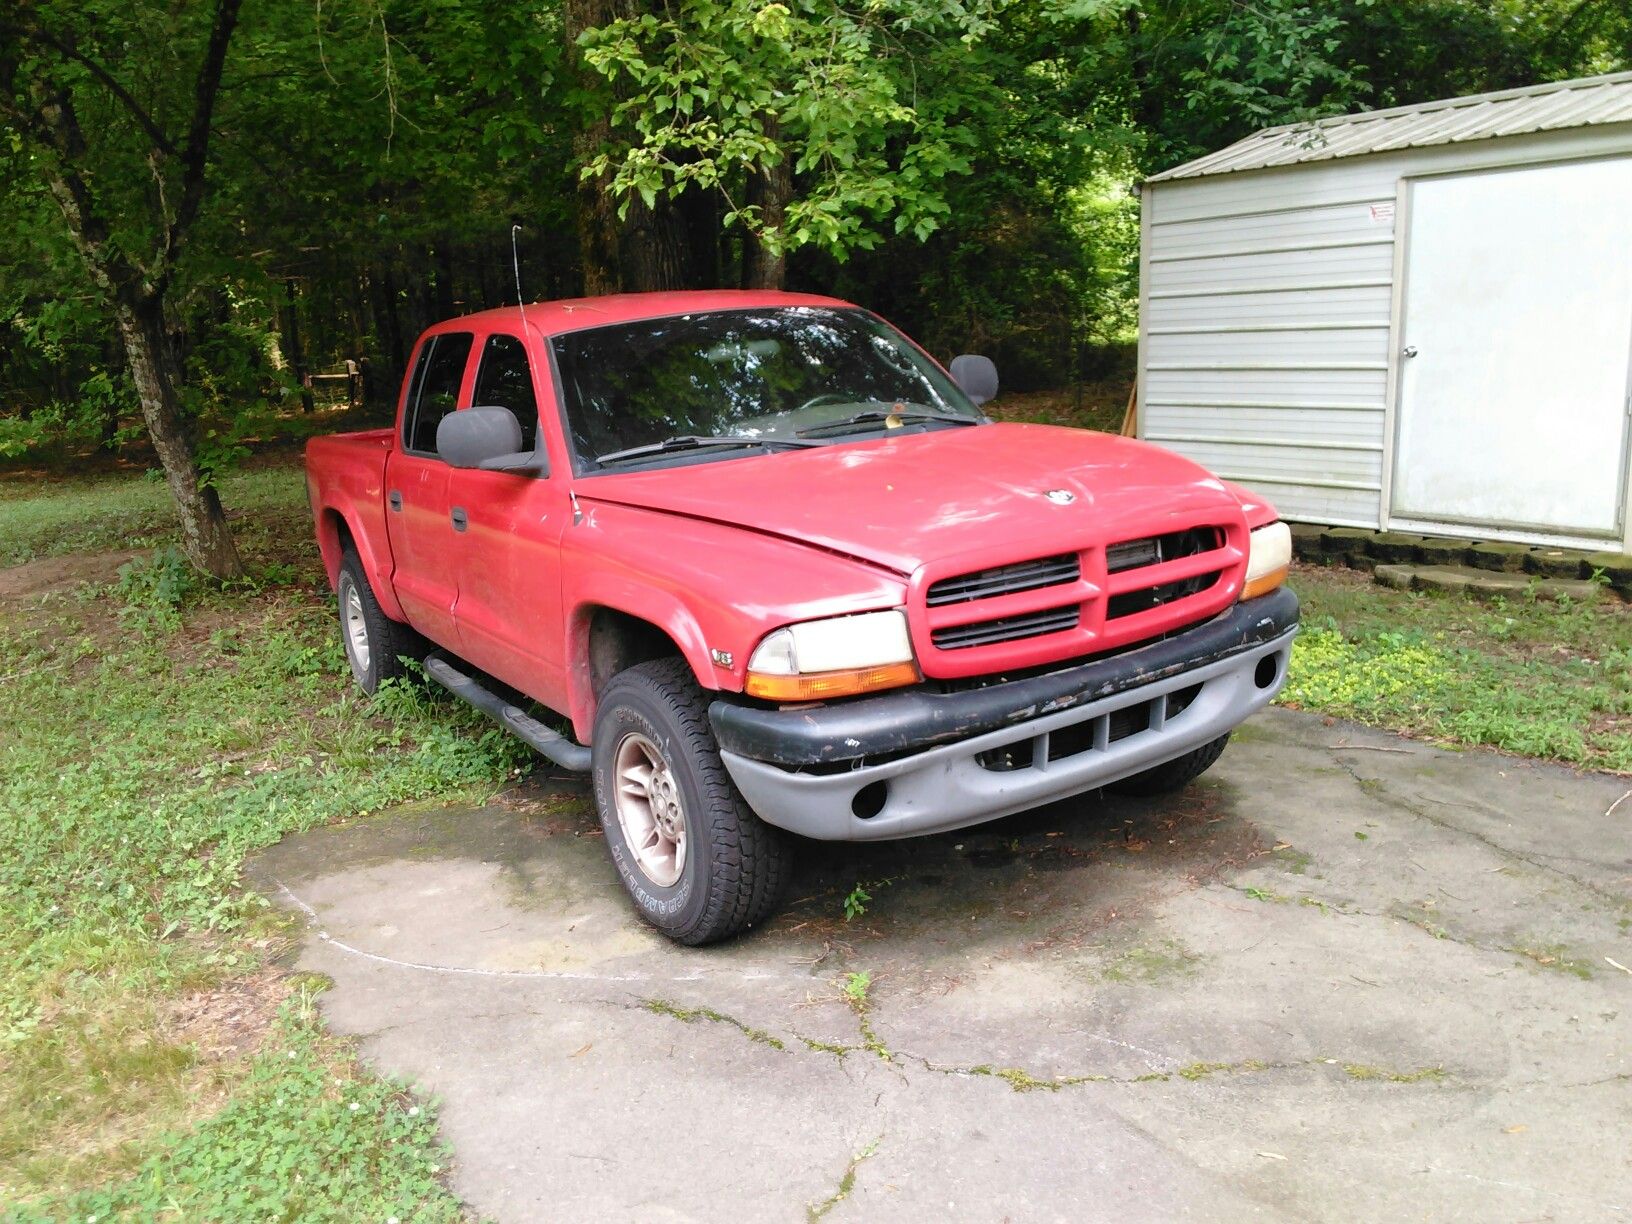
[593,433,822,466]
[795,407,981,439]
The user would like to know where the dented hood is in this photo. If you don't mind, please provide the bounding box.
[576,422,1247,576]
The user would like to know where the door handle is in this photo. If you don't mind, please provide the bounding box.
[451,506,468,533]
[388,490,403,512]
[1402,345,1418,359]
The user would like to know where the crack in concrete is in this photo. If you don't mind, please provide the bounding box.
[1327,762,1629,911]
[806,1135,882,1221]
[633,993,1451,1094]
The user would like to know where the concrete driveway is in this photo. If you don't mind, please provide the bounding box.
[254,709,1632,1222]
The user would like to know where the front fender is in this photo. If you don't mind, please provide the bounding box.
[559,499,907,741]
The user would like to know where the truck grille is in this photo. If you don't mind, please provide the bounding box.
[1105,527,1225,620]
[925,554,1079,606]
[914,523,1243,668]
[931,606,1080,650]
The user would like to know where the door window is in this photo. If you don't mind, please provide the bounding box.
[403,333,474,455]
[472,334,540,452]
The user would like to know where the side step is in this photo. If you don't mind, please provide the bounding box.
[424,654,591,772]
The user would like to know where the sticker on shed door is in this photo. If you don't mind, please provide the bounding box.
[1393,157,1632,537]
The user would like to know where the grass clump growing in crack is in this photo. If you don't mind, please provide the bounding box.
[1341,1063,1447,1084]
[806,1136,882,1221]
[1510,943,1594,980]
[838,971,893,1062]
[640,999,788,1050]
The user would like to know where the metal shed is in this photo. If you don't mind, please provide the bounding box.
[1137,71,1632,549]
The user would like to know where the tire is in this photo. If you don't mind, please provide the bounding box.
[1109,733,1231,797]
[337,549,424,694]
[592,657,789,945]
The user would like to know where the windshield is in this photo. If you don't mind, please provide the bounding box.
[552,307,983,470]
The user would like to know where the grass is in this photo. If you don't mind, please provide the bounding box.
[0,463,524,1213]
[0,465,310,567]
[1283,564,1632,772]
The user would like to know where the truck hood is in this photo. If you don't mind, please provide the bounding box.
[576,423,1246,576]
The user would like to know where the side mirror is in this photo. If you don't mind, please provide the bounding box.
[950,354,999,406]
[436,405,545,473]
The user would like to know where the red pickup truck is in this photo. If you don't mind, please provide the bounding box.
[306,290,1298,943]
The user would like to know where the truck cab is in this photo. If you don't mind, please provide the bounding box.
[305,290,1298,943]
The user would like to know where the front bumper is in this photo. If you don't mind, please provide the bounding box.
[709,587,1299,841]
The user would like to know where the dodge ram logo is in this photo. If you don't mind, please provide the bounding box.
[1044,489,1076,505]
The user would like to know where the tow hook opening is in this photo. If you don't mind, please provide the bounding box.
[851,781,889,819]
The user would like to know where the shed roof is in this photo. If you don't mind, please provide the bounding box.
[1147,70,1632,183]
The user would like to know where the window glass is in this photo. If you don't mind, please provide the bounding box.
[472,334,539,452]
[404,332,474,454]
[551,307,978,469]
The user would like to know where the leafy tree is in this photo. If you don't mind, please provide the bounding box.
[1,0,247,576]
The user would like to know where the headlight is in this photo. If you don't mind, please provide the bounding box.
[1242,521,1291,600]
[745,609,920,701]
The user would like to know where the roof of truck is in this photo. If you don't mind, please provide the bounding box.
[428,290,856,338]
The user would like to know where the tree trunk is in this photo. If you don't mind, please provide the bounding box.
[743,131,792,289]
[281,278,315,413]
[114,292,243,579]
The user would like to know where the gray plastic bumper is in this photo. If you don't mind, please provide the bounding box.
[715,599,1298,842]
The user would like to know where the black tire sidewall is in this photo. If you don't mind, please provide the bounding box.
[335,562,378,692]
[591,683,714,937]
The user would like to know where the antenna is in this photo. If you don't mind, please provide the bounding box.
[511,223,532,337]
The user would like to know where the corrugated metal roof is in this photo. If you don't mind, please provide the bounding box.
[1148,70,1632,182]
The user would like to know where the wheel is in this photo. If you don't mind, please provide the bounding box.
[336,549,424,694]
[1109,733,1231,797]
[592,657,789,944]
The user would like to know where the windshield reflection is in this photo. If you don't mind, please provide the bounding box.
[552,307,981,470]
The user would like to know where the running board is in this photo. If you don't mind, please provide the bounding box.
[424,654,591,772]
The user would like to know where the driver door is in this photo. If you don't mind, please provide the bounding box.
[446,330,572,715]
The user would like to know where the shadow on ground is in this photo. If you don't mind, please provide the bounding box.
[251,708,1632,1222]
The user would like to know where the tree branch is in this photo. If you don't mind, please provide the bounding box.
[155,0,244,292]
[0,18,179,156]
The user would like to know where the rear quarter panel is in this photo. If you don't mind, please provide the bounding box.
[305,429,404,621]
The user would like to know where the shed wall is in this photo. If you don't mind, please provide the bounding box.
[1139,122,1632,535]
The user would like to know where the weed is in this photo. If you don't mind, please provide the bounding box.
[843,883,871,921]
[841,875,897,921]
[841,971,872,1010]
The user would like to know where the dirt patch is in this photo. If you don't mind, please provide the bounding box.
[162,967,292,1063]
[0,549,140,602]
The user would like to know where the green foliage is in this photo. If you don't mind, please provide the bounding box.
[1282,572,1632,771]
[579,0,996,258]
[842,883,871,921]
[15,992,463,1223]
[116,545,203,626]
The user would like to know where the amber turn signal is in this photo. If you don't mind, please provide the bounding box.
[1241,564,1289,600]
[744,661,922,702]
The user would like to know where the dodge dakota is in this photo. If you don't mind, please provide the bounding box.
[305,290,1298,943]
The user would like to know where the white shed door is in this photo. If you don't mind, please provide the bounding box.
[1393,157,1632,538]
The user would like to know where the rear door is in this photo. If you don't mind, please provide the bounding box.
[384,332,474,645]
